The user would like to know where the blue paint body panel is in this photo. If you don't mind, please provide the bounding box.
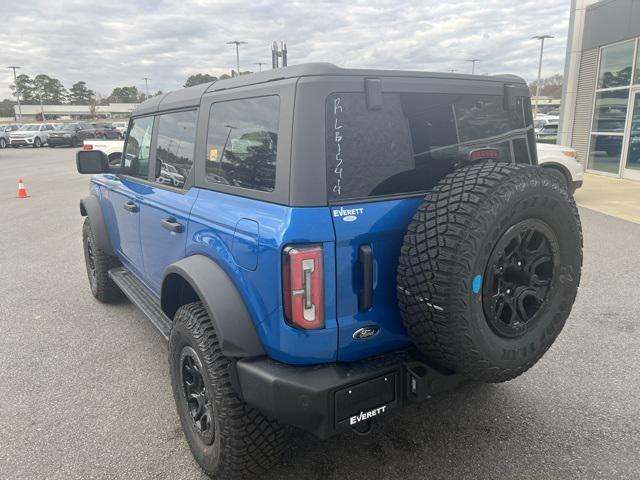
[92,172,426,365]
[331,198,422,361]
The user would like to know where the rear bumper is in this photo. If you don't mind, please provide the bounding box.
[235,347,464,439]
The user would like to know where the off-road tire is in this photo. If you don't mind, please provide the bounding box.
[169,302,284,479]
[82,218,122,302]
[397,162,582,383]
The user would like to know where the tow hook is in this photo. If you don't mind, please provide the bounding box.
[352,420,374,436]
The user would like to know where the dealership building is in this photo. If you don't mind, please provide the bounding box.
[12,103,139,122]
[560,0,640,181]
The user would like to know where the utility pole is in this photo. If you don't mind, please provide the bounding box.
[467,59,479,75]
[227,40,247,76]
[7,65,22,121]
[36,78,45,121]
[254,62,266,72]
[142,77,150,98]
[532,35,554,116]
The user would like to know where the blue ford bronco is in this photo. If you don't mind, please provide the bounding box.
[76,64,582,479]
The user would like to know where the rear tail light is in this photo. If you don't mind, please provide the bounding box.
[282,245,324,330]
[83,144,93,150]
[469,148,499,162]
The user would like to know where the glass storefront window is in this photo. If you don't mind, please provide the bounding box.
[592,89,630,132]
[588,135,623,174]
[598,41,634,89]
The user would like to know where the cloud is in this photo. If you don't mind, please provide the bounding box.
[0,0,569,101]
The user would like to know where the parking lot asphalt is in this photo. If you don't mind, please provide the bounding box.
[1,146,639,480]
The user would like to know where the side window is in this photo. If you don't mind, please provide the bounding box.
[122,116,154,179]
[206,96,279,192]
[154,110,197,189]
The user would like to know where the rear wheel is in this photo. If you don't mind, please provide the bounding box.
[397,162,582,383]
[169,302,284,479]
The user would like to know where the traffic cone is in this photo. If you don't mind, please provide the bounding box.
[17,179,28,199]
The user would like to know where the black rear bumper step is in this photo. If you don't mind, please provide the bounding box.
[236,348,465,440]
[109,267,172,340]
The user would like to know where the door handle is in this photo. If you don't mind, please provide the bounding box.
[358,244,373,311]
[161,217,184,233]
[123,201,139,213]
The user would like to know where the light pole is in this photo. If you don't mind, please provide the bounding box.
[467,59,479,75]
[532,35,554,116]
[254,62,266,72]
[142,77,150,98]
[227,40,247,76]
[7,65,22,121]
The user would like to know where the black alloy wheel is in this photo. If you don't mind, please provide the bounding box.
[180,346,215,445]
[482,219,559,338]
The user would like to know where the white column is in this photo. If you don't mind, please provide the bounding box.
[558,0,598,147]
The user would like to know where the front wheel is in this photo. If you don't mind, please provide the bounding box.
[82,218,122,302]
[34,137,42,148]
[169,302,284,479]
[0,138,6,148]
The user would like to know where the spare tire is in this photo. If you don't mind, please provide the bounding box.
[397,162,582,383]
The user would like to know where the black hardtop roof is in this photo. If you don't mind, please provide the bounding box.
[133,62,527,117]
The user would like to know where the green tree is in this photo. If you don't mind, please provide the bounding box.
[33,74,68,104]
[68,81,94,105]
[184,73,217,88]
[529,74,563,99]
[107,86,139,103]
[10,74,37,104]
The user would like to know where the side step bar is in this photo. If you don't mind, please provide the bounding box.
[108,267,172,340]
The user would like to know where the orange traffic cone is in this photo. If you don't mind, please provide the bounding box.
[17,179,28,199]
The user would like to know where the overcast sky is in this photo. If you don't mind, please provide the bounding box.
[2,0,570,101]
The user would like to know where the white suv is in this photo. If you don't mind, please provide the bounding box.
[9,123,54,148]
[537,143,584,194]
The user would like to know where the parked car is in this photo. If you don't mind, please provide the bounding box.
[111,121,128,138]
[537,142,583,194]
[82,139,124,164]
[536,122,558,144]
[9,123,54,147]
[48,123,94,148]
[93,123,121,139]
[0,124,21,148]
[75,64,582,479]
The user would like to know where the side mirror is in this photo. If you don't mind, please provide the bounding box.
[77,150,110,174]
[504,84,517,111]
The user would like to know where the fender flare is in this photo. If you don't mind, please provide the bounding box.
[80,195,115,256]
[161,255,266,358]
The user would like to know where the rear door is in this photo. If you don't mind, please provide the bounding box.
[139,109,199,293]
[326,88,535,361]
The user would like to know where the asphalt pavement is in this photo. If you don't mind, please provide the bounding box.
[1,146,639,479]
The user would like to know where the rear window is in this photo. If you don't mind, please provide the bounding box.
[326,92,534,201]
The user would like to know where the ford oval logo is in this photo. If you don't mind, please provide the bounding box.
[342,215,357,222]
[352,326,380,340]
